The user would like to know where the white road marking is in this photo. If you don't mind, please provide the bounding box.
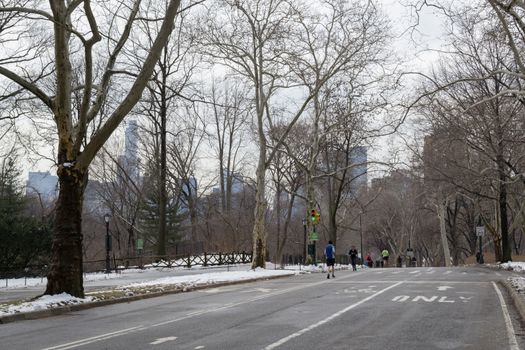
[409,270,421,274]
[438,296,454,303]
[492,282,520,350]
[40,326,144,350]
[443,271,452,275]
[413,296,438,302]
[39,274,364,350]
[150,337,177,345]
[392,295,457,303]
[438,286,453,291]
[392,295,410,302]
[262,282,403,350]
[195,346,205,349]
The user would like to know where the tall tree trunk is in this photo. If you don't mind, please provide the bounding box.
[251,156,267,268]
[45,166,86,297]
[275,183,282,266]
[157,98,167,256]
[438,200,451,267]
[499,168,511,262]
[251,174,268,268]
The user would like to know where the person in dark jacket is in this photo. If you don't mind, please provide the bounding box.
[348,246,358,271]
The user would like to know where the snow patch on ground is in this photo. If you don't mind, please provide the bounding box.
[0,268,298,316]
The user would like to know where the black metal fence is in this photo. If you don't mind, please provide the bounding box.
[0,252,253,280]
[280,254,351,266]
[82,251,253,273]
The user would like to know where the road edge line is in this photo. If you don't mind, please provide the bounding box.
[493,281,520,350]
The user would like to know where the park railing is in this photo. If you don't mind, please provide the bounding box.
[82,251,253,273]
[0,251,253,283]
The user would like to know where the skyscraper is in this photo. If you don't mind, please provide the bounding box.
[349,146,368,193]
[26,171,58,201]
[120,119,140,180]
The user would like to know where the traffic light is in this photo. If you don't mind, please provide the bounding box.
[311,209,320,225]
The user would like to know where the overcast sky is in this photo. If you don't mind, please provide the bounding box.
[21,0,449,183]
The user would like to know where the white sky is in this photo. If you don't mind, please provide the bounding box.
[20,0,450,184]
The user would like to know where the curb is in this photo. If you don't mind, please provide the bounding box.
[0,273,294,324]
[500,279,525,322]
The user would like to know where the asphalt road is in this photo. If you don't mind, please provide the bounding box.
[1,266,524,350]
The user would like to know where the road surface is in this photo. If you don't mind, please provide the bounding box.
[1,266,523,350]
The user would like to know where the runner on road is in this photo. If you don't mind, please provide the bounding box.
[325,241,336,279]
[381,248,390,267]
[348,246,358,271]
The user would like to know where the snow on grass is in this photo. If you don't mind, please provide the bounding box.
[0,293,96,316]
[499,261,525,272]
[0,268,297,316]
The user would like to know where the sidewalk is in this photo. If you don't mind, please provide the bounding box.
[0,264,303,324]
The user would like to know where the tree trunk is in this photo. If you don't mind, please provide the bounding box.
[275,183,282,267]
[45,166,86,297]
[498,155,511,262]
[251,155,267,269]
[157,99,167,257]
[438,200,451,267]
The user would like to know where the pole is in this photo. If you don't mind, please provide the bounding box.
[105,221,110,273]
[477,216,484,264]
[303,219,307,264]
[312,225,317,266]
[359,213,363,267]
[479,235,484,264]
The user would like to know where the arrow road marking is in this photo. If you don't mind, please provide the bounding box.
[437,286,453,291]
[150,337,177,345]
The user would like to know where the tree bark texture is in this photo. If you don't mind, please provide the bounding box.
[251,156,267,269]
[45,166,86,297]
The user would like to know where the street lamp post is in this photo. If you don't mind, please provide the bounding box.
[104,213,111,273]
[302,218,307,264]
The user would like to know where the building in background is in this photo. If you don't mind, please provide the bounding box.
[349,146,368,194]
[119,119,140,181]
[25,171,58,201]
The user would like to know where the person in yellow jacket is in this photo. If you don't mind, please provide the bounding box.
[381,249,390,267]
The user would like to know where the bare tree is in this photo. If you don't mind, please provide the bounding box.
[130,5,199,257]
[0,0,185,297]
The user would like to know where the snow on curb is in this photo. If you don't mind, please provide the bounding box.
[0,269,298,323]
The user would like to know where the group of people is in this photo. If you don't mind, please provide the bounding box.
[324,241,392,277]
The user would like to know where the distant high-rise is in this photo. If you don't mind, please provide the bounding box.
[26,171,58,201]
[349,146,368,193]
[120,119,140,180]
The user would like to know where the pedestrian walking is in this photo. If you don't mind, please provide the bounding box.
[365,253,373,268]
[348,246,358,271]
[325,240,336,279]
[381,248,390,267]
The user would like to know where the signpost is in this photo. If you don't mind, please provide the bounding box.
[476,225,485,264]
